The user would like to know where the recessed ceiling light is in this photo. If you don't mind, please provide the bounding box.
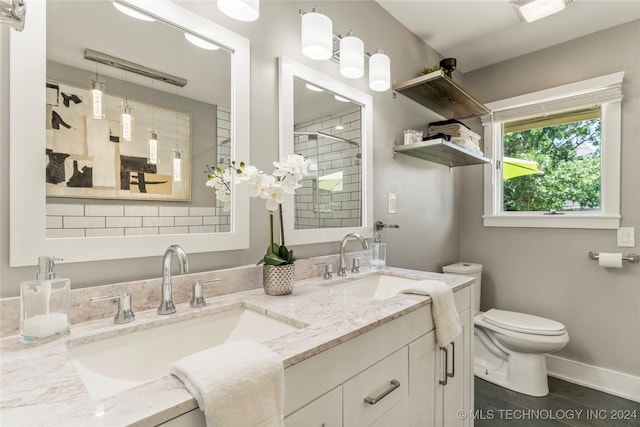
[334,95,350,102]
[335,125,345,130]
[509,0,573,23]
[306,83,324,92]
[113,2,155,22]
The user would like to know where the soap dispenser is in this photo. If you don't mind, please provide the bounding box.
[20,256,70,343]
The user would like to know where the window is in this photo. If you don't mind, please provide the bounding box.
[482,72,624,229]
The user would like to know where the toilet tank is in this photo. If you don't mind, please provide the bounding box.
[442,262,482,314]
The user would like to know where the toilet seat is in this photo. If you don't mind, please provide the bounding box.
[482,309,566,336]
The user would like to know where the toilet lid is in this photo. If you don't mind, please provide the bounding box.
[482,309,566,336]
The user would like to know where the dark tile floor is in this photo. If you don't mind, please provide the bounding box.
[474,376,640,426]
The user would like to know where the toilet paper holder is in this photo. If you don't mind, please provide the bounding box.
[588,251,639,263]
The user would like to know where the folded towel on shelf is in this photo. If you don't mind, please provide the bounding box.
[170,339,285,427]
[397,280,462,346]
[450,137,483,156]
[428,125,481,142]
[428,119,471,131]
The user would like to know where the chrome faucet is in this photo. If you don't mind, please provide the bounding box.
[158,244,189,315]
[338,233,369,277]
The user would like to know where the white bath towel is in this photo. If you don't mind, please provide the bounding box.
[170,339,285,427]
[398,280,462,346]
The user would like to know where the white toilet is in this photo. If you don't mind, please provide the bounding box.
[442,262,569,397]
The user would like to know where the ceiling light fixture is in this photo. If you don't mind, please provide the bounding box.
[300,7,391,92]
[305,83,324,92]
[340,31,364,79]
[217,0,259,22]
[148,129,158,165]
[184,33,220,50]
[120,101,133,141]
[509,0,573,23]
[89,74,105,120]
[334,95,350,102]
[113,2,155,22]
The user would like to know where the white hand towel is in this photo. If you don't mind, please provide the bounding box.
[397,280,462,346]
[170,339,285,427]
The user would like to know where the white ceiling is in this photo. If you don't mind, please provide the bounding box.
[376,0,640,73]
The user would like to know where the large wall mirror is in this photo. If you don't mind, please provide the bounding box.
[278,57,373,245]
[9,0,250,266]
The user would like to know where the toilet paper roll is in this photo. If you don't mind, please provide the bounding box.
[598,252,623,268]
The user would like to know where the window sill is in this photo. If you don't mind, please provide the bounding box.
[483,214,621,229]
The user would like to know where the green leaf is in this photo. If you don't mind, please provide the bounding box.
[279,245,289,261]
[264,253,287,265]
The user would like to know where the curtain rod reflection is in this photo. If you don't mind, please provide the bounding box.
[294,131,359,146]
[84,48,188,87]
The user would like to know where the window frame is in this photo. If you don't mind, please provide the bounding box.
[482,72,624,229]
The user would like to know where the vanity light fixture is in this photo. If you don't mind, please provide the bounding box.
[340,31,364,79]
[120,101,133,141]
[173,147,182,182]
[368,49,391,92]
[89,74,105,119]
[148,129,158,165]
[509,0,573,22]
[300,7,391,92]
[301,6,333,60]
[217,0,259,22]
[113,2,155,22]
[184,32,220,50]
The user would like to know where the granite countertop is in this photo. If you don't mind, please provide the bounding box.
[0,267,472,426]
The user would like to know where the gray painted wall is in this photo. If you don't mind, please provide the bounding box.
[0,1,459,297]
[460,20,640,377]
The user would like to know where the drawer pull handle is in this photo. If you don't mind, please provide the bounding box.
[447,341,455,378]
[364,379,400,405]
[439,346,448,385]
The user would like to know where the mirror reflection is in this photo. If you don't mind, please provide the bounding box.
[45,0,232,237]
[293,77,363,230]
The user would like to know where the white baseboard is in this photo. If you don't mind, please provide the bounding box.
[546,354,640,403]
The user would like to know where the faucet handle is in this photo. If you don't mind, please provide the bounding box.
[190,279,221,308]
[316,263,334,280]
[90,293,135,324]
[352,256,365,274]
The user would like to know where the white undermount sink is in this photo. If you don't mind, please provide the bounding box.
[67,306,303,400]
[325,274,422,300]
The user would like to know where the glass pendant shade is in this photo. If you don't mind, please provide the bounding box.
[148,130,158,165]
[120,102,133,141]
[369,49,391,92]
[217,0,259,22]
[173,149,182,182]
[89,76,105,119]
[340,32,364,79]
[301,8,333,60]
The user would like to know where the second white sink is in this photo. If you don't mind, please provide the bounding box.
[325,274,421,300]
[68,306,303,400]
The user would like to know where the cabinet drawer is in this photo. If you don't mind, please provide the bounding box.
[343,347,408,427]
[285,387,342,427]
[453,285,470,313]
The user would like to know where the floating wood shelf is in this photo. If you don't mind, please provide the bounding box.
[393,70,490,120]
[393,138,490,167]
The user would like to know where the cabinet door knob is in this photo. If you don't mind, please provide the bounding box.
[364,379,401,405]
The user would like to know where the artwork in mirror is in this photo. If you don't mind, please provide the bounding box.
[279,57,373,246]
[9,0,250,266]
[292,77,362,229]
[45,80,192,201]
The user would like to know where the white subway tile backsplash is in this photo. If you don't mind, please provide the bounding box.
[189,207,216,216]
[125,227,159,236]
[125,205,158,217]
[46,228,85,238]
[106,216,143,228]
[203,216,220,225]
[85,205,124,216]
[159,206,189,217]
[85,228,125,237]
[188,225,216,234]
[64,216,105,229]
[46,204,84,216]
[175,216,202,226]
[159,226,189,235]
[143,217,175,227]
[46,216,63,229]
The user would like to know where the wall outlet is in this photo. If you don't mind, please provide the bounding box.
[388,193,397,214]
[617,227,635,247]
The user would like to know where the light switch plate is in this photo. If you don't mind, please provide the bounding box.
[617,227,635,247]
[388,193,397,214]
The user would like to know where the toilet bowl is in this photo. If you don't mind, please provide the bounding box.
[442,262,569,397]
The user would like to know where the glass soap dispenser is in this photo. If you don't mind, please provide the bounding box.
[20,256,70,343]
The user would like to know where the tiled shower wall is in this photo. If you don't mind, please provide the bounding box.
[44,106,233,238]
[294,106,362,229]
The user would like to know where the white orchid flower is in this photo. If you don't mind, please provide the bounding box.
[265,182,285,211]
[250,173,276,199]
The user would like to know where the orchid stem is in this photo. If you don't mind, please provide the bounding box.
[279,205,285,247]
[269,211,274,251]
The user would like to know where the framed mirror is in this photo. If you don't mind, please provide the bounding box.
[278,57,373,245]
[9,0,250,266]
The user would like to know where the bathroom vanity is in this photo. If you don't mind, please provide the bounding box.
[0,266,474,426]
